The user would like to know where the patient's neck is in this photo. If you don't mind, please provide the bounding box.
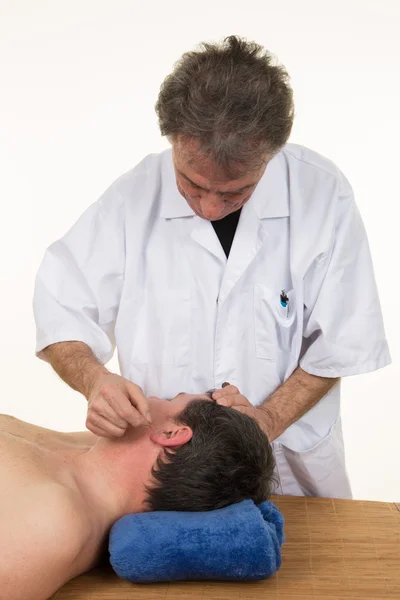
[69,425,158,532]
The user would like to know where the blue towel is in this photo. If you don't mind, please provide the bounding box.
[109,499,285,583]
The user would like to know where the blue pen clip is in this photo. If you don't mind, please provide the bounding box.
[280,290,289,316]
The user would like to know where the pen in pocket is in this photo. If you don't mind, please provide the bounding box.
[280,290,289,317]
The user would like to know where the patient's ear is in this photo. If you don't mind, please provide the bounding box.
[150,425,193,448]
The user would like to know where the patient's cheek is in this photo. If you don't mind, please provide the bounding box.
[147,397,166,416]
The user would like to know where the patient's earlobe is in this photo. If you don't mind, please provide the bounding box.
[150,426,193,447]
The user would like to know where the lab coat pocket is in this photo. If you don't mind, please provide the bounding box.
[131,288,192,367]
[274,417,352,499]
[254,285,297,359]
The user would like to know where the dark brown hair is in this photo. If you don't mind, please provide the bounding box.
[155,34,295,178]
[144,399,277,512]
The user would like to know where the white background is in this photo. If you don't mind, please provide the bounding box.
[0,0,399,501]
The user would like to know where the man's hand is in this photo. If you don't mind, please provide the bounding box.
[211,383,253,408]
[212,383,275,442]
[231,406,276,442]
[86,373,152,438]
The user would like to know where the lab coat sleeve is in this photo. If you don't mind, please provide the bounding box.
[299,171,391,377]
[33,196,125,365]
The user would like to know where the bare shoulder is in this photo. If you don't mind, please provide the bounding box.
[0,413,66,447]
[0,414,98,456]
[0,484,91,600]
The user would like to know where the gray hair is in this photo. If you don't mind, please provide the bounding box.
[155,35,295,178]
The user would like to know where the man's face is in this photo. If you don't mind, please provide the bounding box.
[171,137,269,221]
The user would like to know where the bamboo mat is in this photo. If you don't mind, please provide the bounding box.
[50,496,400,599]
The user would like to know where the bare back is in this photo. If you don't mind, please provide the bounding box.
[0,426,104,600]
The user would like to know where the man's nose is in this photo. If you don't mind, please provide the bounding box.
[200,198,225,219]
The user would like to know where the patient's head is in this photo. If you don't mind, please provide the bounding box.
[144,393,277,512]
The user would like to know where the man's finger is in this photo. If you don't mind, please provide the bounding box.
[215,394,244,407]
[86,423,110,437]
[215,397,229,406]
[107,391,148,428]
[96,401,130,429]
[87,413,127,437]
[212,385,239,399]
[126,383,152,423]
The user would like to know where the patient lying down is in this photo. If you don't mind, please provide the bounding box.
[0,393,276,600]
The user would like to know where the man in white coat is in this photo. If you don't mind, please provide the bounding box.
[33,35,391,499]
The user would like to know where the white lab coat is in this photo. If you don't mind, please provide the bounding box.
[33,143,391,499]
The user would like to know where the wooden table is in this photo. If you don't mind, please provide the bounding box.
[50,496,400,599]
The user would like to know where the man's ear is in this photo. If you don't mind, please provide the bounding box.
[150,425,193,448]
